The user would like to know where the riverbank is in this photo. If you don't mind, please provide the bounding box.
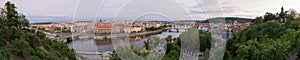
[94,29,165,40]
[69,28,186,60]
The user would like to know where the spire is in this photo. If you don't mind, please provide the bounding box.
[281,6,284,12]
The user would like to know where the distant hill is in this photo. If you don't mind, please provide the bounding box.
[30,22,53,24]
[173,20,204,22]
[201,17,253,23]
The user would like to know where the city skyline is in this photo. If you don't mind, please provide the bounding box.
[0,0,299,23]
[0,1,299,60]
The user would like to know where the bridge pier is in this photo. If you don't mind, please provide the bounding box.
[164,28,180,32]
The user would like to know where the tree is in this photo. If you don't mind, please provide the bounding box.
[252,17,263,25]
[0,1,75,60]
[165,35,172,43]
[164,50,179,60]
[111,50,121,60]
[287,9,298,21]
[199,32,211,52]
[163,43,180,60]
[144,40,151,50]
[225,19,300,59]
[4,1,20,28]
[263,12,277,22]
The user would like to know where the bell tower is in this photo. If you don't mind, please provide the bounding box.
[279,7,286,23]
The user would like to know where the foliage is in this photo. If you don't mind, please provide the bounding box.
[162,43,180,60]
[144,36,160,50]
[203,17,253,23]
[252,17,263,25]
[38,28,45,31]
[111,50,121,60]
[110,8,300,60]
[165,35,172,43]
[0,1,75,60]
[146,25,167,31]
[199,33,212,52]
[225,11,300,59]
[111,28,212,60]
[263,12,278,22]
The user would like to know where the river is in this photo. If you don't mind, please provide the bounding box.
[68,29,185,52]
[68,29,186,59]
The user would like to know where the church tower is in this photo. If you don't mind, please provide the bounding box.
[279,7,286,23]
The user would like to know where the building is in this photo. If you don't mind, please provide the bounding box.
[279,7,287,23]
[30,22,73,33]
[123,26,143,33]
[42,25,55,31]
[95,21,114,34]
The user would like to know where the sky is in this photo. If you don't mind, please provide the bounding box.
[0,0,299,23]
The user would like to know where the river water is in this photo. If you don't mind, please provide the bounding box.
[69,29,185,51]
[68,29,186,59]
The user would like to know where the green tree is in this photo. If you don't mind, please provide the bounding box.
[263,12,277,22]
[199,33,211,52]
[165,35,172,43]
[143,39,152,50]
[111,50,121,60]
[163,43,180,60]
[225,19,300,59]
[4,1,28,29]
[0,1,75,60]
[253,17,263,25]
[286,9,298,21]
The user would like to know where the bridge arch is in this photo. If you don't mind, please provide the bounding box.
[164,28,179,32]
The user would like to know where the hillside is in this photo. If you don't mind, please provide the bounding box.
[201,17,253,23]
[224,10,300,60]
[0,2,75,60]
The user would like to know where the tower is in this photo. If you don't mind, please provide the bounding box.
[279,7,286,23]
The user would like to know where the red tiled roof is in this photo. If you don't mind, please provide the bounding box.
[43,25,52,28]
[96,21,112,28]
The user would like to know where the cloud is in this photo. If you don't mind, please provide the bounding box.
[0,0,299,21]
[222,7,236,13]
[0,0,79,21]
[189,9,206,14]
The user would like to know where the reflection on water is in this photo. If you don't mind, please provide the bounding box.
[94,35,150,52]
[69,30,186,52]
[68,39,98,52]
[68,30,186,60]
